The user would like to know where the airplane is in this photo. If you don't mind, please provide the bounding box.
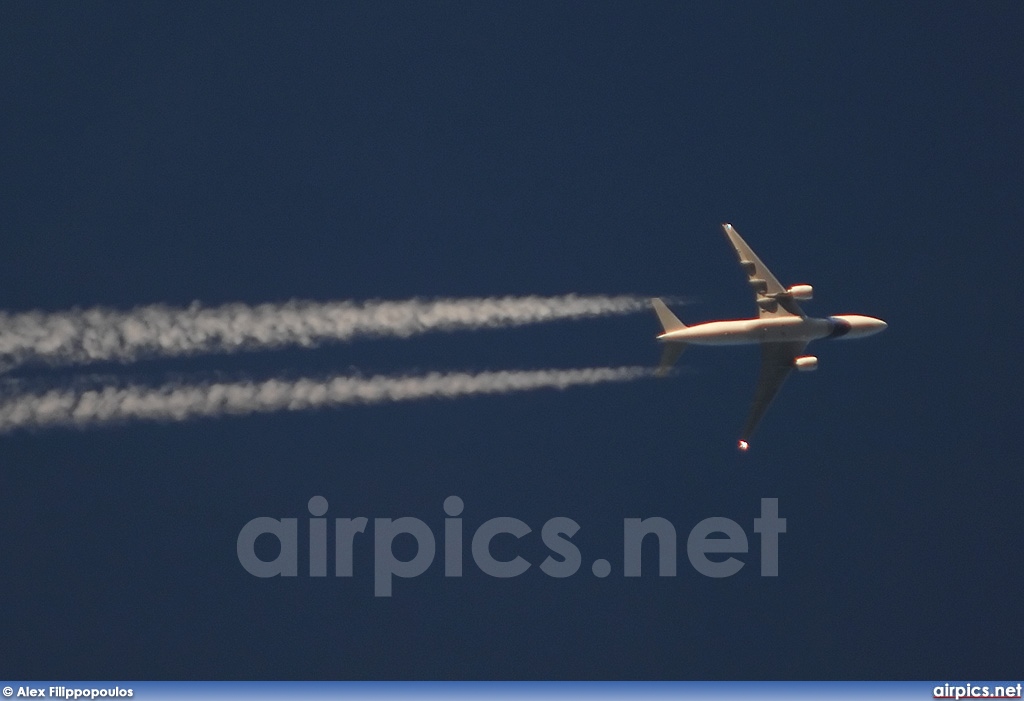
[651,223,887,451]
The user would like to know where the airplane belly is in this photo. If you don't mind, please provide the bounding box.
[688,331,761,346]
[683,318,833,345]
[682,320,763,345]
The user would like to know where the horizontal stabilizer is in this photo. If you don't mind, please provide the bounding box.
[651,298,686,334]
[656,342,686,377]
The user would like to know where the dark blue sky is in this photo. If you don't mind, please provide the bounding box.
[1,3,1022,679]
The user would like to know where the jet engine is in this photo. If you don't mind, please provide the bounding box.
[793,355,818,371]
[787,284,813,300]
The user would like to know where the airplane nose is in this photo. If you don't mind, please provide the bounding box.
[838,315,887,338]
[859,317,887,337]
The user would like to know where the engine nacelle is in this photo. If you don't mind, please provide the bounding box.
[787,284,813,301]
[793,355,818,372]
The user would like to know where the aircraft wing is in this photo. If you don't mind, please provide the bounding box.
[740,341,808,444]
[721,223,805,319]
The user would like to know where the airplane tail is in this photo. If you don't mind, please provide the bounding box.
[651,298,687,333]
[656,342,686,377]
[651,298,687,377]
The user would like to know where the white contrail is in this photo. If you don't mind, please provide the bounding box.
[0,295,652,372]
[0,366,655,433]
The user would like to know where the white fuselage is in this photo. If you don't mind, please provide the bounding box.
[658,314,887,346]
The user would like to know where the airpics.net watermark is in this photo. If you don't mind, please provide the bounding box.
[237,497,786,597]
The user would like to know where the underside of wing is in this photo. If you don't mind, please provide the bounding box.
[721,223,805,319]
[740,341,808,445]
